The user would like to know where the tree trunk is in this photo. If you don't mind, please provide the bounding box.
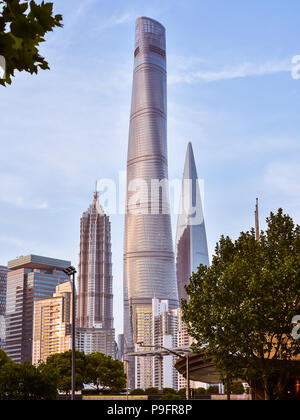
[227,377,231,401]
[263,380,270,400]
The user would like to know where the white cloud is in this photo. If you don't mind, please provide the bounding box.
[168,102,300,169]
[169,59,292,84]
[100,12,133,30]
[0,174,49,210]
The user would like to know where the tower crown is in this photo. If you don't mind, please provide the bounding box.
[134,17,166,68]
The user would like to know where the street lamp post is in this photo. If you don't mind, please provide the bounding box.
[63,266,77,401]
[137,342,191,398]
[186,353,190,401]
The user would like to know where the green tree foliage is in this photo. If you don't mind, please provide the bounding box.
[130,388,145,395]
[0,0,63,86]
[182,209,300,399]
[0,348,11,367]
[160,392,182,400]
[182,209,300,400]
[45,350,86,395]
[225,382,245,395]
[0,350,58,400]
[160,387,182,400]
[206,385,219,395]
[177,388,187,396]
[193,387,207,395]
[162,387,176,395]
[144,387,159,395]
[85,352,126,393]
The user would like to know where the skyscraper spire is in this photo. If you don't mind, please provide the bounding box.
[93,180,98,202]
[175,142,209,301]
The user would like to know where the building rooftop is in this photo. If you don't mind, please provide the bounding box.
[8,255,71,271]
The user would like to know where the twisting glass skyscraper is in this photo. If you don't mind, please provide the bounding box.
[124,17,178,388]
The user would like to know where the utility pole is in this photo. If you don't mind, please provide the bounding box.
[255,198,260,241]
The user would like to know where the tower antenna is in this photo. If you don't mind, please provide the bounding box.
[94,180,98,201]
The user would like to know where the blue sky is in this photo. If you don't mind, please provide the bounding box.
[1,0,300,335]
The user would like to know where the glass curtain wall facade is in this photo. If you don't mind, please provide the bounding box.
[5,255,70,362]
[124,17,178,388]
[0,266,8,349]
[175,143,209,301]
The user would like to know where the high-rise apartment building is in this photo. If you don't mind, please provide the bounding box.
[0,266,8,350]
[152,299,178,390]
[175,142,209,302]
[5,255,70,362]
[124,16,178,388]
[76,191,115,357]
[175,308,208,390]
[135,299,178,390]
[32,281,72,365]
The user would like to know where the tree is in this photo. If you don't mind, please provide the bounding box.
[130,388,145,396]
[0,348,11,368]
[225,382,245,395]
[160,388,181,400]
[45,350,87,395]
[0,351,58,400]
[206,386,219,395]
[85,352,126,393]
[0,0,63,86]
[193,387,207,395]
[182,209,300,400]
[144,387,159,395]
[177,388,187,396]
[162,387,176,395]
[160,392,182,401]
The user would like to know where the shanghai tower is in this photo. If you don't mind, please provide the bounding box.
[124,17,178,387]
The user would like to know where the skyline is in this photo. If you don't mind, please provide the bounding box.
[1,0,300,337]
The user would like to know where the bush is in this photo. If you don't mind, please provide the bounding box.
[207,385,219,395]
[194,387,207,395]
[145,387,159,395]
[177,388,186,396]
[0,351,58,400]
[162,387,176,395]
[225,382,245,395]
[160,393,183,400]
[130,388,145,395]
